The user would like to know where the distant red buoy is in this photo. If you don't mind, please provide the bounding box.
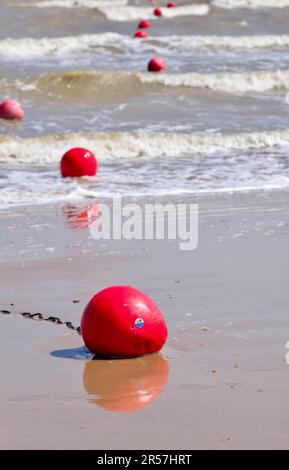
[134,30,148,38]
[167,1,176,7]
[0,99,24,120]
[154,7,163,16]
[60,147,98,178]
[64,203,100,229]
[81,285,168,358]
[148,56,167,72]
[138,19,151,29]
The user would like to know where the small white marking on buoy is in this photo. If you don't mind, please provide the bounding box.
[135,318,145,328]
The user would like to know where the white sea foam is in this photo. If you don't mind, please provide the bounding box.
[2,33,289,60]
[0,33,125,59]
[138,70,289,93]
[20,1,209,18]
[6,69,289,96]
[1,129,289,165]
[19,0,129,8]
[96,4,209,21]
[0,181,287,209]
[213,0,289,9]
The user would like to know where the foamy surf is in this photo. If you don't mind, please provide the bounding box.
[1,129,289,165]
[19,1,209,19]
[96,4,210,21]
[2,33,289,60]
[213,0,289,8]
[8,69,289,97]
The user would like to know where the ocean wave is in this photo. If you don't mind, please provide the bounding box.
[213,0,289,9]
[96,4,210,21]
[1,178,287,209]
[0,33,127,59]
[19,0,129,9]
[1,129,289,165]
[139,69,289,93]
[2,33,289,60]
[9,69,289,97]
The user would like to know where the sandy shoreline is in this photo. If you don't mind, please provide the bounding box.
[0,190,289,449]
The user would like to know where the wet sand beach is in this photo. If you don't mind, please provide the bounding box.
[1,191,289,450]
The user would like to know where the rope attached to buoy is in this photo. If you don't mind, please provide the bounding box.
[0,308,81,334]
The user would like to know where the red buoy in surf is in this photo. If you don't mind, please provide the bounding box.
[138,19,151,29]
[167,1,176,7]
[134,30,148,38]
[154,7,163,16]
[60,147,98,178]
[81,285,168,358]
[147,56,167,72]
[0,99,24,120]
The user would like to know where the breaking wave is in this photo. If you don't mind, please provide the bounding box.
[1,129,289,165]
[213,0,289,9]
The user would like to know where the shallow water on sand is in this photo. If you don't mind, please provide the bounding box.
[1,0,289,205]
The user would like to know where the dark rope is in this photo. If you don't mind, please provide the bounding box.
[0,309,81,334]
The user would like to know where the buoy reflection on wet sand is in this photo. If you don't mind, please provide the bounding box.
[0,99,24,120]
[83,354,169,412]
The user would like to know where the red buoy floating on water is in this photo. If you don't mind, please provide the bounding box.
[60,147,98,178]
[138,19,151,29]
[0,99,24,120]
[148,56,167,72]
[134,30,148,38]
[81,285,168,358]
[154,7,163,16]
[167,1,176,7]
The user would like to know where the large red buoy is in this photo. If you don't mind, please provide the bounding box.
[60,147,98,178]
[138,19,151,29]
[147,56,167,72]
[81,285,168,358]
[134,30,148,38]
[154,7,163,16]
[0,99,24,120]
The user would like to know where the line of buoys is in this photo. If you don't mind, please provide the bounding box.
[0,99,24,120]
[81,286,168,358]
